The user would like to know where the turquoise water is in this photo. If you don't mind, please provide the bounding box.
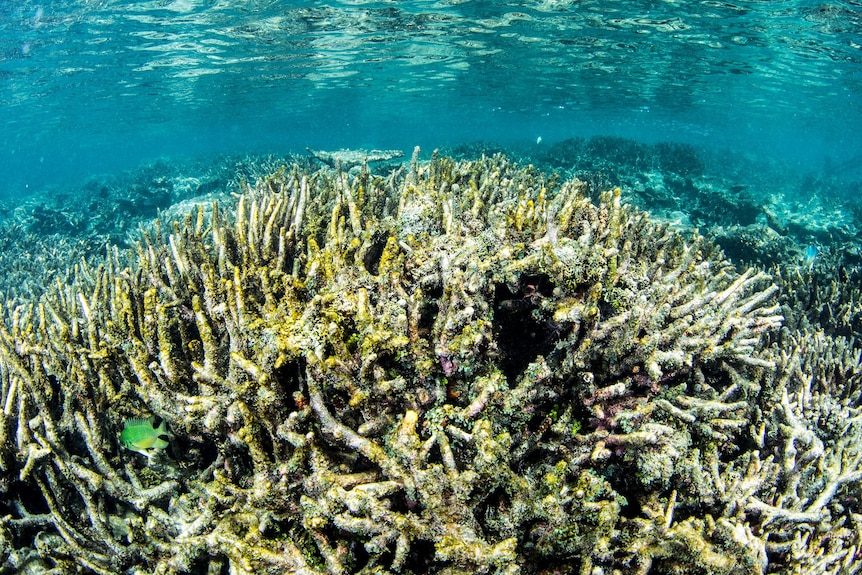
[1,0,861,196]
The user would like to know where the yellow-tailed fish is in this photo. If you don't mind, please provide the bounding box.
[120,416,169,457]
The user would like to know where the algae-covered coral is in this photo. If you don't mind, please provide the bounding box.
[0,150,860,574]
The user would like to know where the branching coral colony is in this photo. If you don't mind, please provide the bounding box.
[0,149,860,575]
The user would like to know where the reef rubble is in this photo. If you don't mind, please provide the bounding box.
[307,147,405,169]
[0,150,860,574]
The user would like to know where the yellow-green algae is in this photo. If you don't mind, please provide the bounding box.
[0,149,860,575]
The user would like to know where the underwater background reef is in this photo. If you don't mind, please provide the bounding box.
[1,149,862,574]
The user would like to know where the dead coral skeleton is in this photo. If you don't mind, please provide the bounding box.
[0,151,856,575]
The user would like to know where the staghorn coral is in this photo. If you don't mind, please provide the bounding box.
[1,149,856,575]
[772,246,862,340]
[758,329,862,574]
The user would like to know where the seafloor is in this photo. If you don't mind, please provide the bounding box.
[1,139,861,574]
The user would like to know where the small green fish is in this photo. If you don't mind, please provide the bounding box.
[120,416,169,458]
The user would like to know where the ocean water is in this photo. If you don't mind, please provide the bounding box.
[1,0,860,197]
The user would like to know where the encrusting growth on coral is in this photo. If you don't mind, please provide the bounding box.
[0,149,859,574]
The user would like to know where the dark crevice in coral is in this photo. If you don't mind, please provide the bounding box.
[425,439,444,467]
[600,465,642,520]
[401,539,436,573]
[329,388,364,431]
[45,374,63,422]
[515,409,573,470]
[472,485,510,534]
[616,490,642,520]
[516,444,549,473]
[260,516,293,541]
[374,541,396,571]
[416,285,443,337]
[174,435,219,474]
[12,483,46,517]
[262,394,302,459]
[219,231,240,269]
[493,275,561,384]
[389,489,424,515]
[257,424,276,463]
[321,341,336,362]
[524,410,552,436]
[4,482,50,545]
[670,497,718,528]
[63,429,91,460]
[362,233,388,276]
[597,299,619,320]
[274,358,305,403]
[174,323,201,390]
[220,441,255,486]
[375,350,404,382]
[347,538,371,572]
[348,452,378,475]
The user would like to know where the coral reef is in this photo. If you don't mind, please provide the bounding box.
[537,136,766,233]
[0,154,311,305]
[539,136,704,178]
[772,243,862,340]
[0,150,859,574]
